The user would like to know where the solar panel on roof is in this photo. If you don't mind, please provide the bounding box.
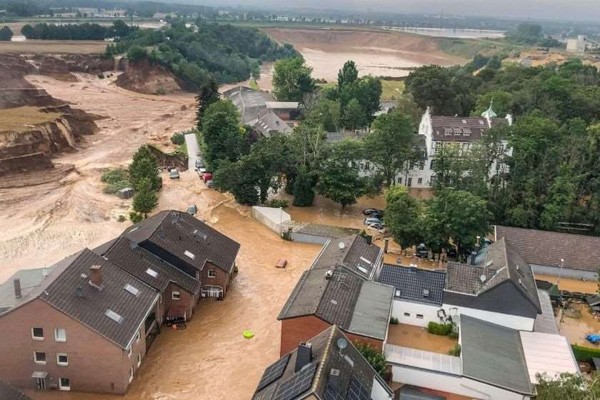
[324,382,344,400]
[347,377,371,400]
[273,361,318,400]
[256,354,290,392]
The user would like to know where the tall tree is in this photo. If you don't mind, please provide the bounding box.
[357,75,382,124]
[201,100,247,170]
[132,178,158,218]
[196,77,220,130]
[273,57,315,102]
[129,146,160,192]
[536,373,600,400]
[385,186,424,252]
[343,98,366,131]
[337,60,359,90]
[317,139,367,209]
[365,111,419,186]
[0,26,13,41]
[293,167,315,207]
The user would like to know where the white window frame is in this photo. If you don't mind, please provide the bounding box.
[32,327,44,340]
[57,353,68,366]
[34,351,46,365]
[59,377,70,391]
[137,352,142,367]
[129,366,134,383]
[172,291,181,300]
[127,346,132,358]
[208,270,216,279]
[54,328,67,342]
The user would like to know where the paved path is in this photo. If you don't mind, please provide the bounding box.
[185,133,200,171]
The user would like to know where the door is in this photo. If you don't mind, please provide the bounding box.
[35,377,46,390]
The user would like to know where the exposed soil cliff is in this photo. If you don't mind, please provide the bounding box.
[115,59,182,95]
[0,53,100,178]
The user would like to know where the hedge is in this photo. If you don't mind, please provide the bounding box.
[571,344,600,362]
[427,321,454,336]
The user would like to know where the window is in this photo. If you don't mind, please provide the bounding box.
[57,353,68,366]
[59,377,70,391]
[128,346,132,358]
[32,327,44,340]
[417,178,423,184]
[145,268,158,278]
[129,366,134,383]
[172,291,181,300]
[34,351,46,364]
[124,284,140,297]
[208,270,216,279]
[429,176,436,186]
[398,177,402,184]
[137,352,142,367]
[184,250,196,260]
[416,314,424,319]
[430,159,436,169]
[55,328,66,342]
[394,289,401,298]
[407,178,412,187]
[105,309,124,324]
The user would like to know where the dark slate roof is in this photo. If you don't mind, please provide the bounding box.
[40,249,159,349]
[377,264,445,305]
[123,210,240,273]
[253,325,393,400]
[311,235,383,280]
[278,265,393,340]
[460,315,534,395]
[101,237,202,295]
[223,85,275,124]
[430,115,507,143]
[445,238,541,313]
[495,225,600,273]
[0,381,32,400]
[250,110,293,138]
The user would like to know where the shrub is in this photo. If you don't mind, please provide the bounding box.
[448,344,461,356]
[155,86,167,96]
[117,215,126,222]
[354,342,387,377]
[264,199,289,208]
[389,317,399,325]
[129,211,143,223]
[103,180,131,194]
[171,132,185,145]
[427,322,454,336]
[101,168,129,184]
[448,330,459,339]
[572,344,600,362]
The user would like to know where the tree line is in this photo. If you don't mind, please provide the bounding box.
[21,20,135,40]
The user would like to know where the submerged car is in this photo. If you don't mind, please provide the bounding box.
[364,217,383,226]
[169,168,180,179]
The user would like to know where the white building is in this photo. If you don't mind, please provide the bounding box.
[397,106,513,189]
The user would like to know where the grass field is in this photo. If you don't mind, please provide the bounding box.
[0,106,62,133]
[0,39,106,54]
[438,37,522,59]
[381,79,405,100]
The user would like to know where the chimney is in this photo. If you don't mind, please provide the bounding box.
[89,265,103,289]
[13,278,22,299]
[295,342,312,372]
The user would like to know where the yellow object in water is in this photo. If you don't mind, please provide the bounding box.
[243,330,254,339]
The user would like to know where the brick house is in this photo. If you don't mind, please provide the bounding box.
[99,236,202,322]
[120,210,240,300]
[278,265,394,356]
[0,249,160,394]
[253,325,393,400]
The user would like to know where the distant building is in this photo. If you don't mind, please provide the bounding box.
[253,325,394,400]
[495,225,600,280]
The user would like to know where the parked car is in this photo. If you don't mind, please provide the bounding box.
[364,217,383,226]
[367,222,385,232]
[202,172,213,183]
[415,243,429,258]
[363,208,384,217]
[206,179,214,188]
[198,166,207,174]
[194,159,204,170]
[169,168,180,179]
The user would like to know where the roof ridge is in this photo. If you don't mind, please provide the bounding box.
[310,326,336,394]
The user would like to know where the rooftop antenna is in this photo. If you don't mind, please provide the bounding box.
[336,337,348,352]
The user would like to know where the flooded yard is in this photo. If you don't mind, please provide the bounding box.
[558,302,600,348]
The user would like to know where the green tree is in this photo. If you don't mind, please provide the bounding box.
[354,342,387,378]
[196,77,220,130]
[405,65,456,115]
[304,98,341,132]
[474,91,512,116]
[365,111,419,186]
[292,122,327,170]
[127,45,148,61]
[385,186,424,252]
[317,139,367,209]
[357,75,382,124]
[540,165,577,230]
[343,98,366,130]
[129,146,160,192]
[293,167,315,207]
[0,26,13,41]
[132,178,158,217]
[272,57,315,102]
[201,100,247,170]
[425,188,492,256]
[536,373,600,400]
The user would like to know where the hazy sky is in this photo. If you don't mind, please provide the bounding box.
[197,0,600,22]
